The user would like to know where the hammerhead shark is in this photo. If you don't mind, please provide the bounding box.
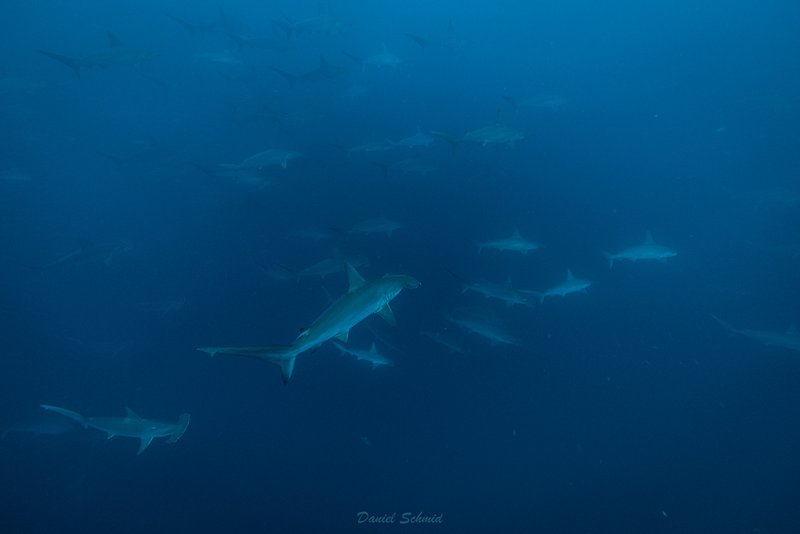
[198,263,419,383]
[39,33,158,78]
[40,404,190,455]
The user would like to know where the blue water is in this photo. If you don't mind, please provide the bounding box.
[2,1,799,532]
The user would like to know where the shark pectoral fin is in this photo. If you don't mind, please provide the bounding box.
[167,414,190,443]
[279,356,296,385]
[137,434,154,455]
[377,303,396,326]
[335,330,349,343]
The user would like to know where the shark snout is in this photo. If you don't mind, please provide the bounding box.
[405,277,421,289]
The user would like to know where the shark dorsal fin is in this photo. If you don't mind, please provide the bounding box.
[346,263,366,292]
[369,342,377,353]
[567,270,574,280]
[644,231,655,245]
[107,32,122,48]
[512,227,521,238]
[125,407,141,419]
[335,330,349,343]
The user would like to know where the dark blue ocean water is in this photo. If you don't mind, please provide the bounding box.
[2,1,799,532]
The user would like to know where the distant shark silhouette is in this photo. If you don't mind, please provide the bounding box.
[40,404,189,455]
[39,32,158,78]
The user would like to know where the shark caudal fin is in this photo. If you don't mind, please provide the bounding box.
[711,314,737,334]
[197,345,299,384]
[271,67,297,87]
[430,131,458,155]
[602,252,615,269]
[167,413,190,443]
[40,404,88,428]
[403,33,429,48]
[38,50,82,78]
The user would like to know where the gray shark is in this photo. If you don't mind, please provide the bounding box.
[346,218,402,237]
[445,312,521,346]
[456,275,537,308]
[40,405,190,455]
[39,33,158,78]
[226,28,293,53]
[421,330,466,354]
[344,44,402,70]
[386,129,435,149]
[274,9,348,39]
[223,148,301,171]
[164,9,241,38]
[272,57,348,86]
[712,316,800,353]
[504,93,569,112]
[38,239,134,269]
[137,298,186,316]
[604,231,677,268]
[198,264,419,383]
[404,21,468,50]
[340,140,395,157]
[477,229,541,255]
[331,340,394,369]
[433,124,524,152]
[525,270,592,304]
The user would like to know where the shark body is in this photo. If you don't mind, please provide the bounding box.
[604,231,677,268]
[198,264,419,383]
[525,270,592,304]
[39,33,157,78]
[331,341,394,369]
[712,316,800,353]
[272,57,348,85]
[476,229,540,255]
[40,405,189,455]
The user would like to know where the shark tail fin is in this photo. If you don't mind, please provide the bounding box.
[430,131,458,155]
[503,95,519,109]
[226,31,246,50]
[602,252,614,269]
[163,12,197,37]
[368,160,390,178]
[711,315,736,334]
[38,50,81,78]
[271,67,297,87]
[342,52,363,66]
[40,404,88,428]
[276,263,301,282]
[404,33,428,48]
[200,345,299,384]
[167,413,190,443]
